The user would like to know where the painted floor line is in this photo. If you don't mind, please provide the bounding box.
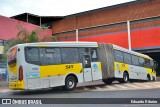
[113,84,128,89]
[122,84,140,89]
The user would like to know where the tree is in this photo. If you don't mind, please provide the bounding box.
[17,25,38,43]
[17,25,55,43]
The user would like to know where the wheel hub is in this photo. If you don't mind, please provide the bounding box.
[124,75,128,82]
[68,80,74,88]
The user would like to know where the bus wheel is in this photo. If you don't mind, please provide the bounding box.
[123,72,129,83]
[64,76,77,91]
[119,72,129,83]
[146,74,150,82]
[152,76,155,81]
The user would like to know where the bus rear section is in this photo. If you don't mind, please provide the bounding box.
[98,43,156,84]
[8,46,25,90]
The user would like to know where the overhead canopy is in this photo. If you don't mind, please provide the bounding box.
[11,13,64,28]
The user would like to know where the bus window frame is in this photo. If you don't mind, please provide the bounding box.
[61,47,80,64]
[42,47,62,65]
[25,47,40,65]
[90,48,99,62]
[123,52,132,65]
[138,56,152,68]
[131,55,139,66]
[114,49,124,63]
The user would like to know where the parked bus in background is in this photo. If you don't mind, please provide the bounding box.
[7,42,156,91]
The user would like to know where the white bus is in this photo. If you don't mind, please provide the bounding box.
[7,42,156,91]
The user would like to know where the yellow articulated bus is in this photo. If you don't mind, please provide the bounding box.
[7,42,156,91]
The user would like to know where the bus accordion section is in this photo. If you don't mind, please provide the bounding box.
[98,43,115,84]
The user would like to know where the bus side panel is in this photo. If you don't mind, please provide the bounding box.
[39,63,83,88]
[114,60,154,81]
[25,63,84,89]
[114,62,129,79]
[98,43,115,79]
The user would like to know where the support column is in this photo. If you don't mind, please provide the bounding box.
[127,21,131,50]
[27,13,28,23]
[76,29,79,42]
[40,17,41,27]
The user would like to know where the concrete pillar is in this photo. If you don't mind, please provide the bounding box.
[127,21,131,50]
[76,29,79,42]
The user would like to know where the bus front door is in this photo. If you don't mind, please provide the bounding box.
[83,55,93,82]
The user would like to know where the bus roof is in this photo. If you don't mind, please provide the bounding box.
[9,42,152,60]
[14,42,98,48]
[112,44,152,60]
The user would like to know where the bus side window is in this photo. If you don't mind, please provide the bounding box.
[123,53,132,64]
[114,50,124,62]
[45,48,61,65]
[61,48,79,64]
[25,47,40,65]
[131,55,139,66]
[150,60,154,68]
[39,48,45,65]
[39,48,61,65]
[139,57,145,67]
[91,48,98,62]
[144,59,151,68]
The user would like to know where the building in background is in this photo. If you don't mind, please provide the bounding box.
[51,0,160,50]
[0,14,55,60]
[1,0,160,74]
[50,0,160,74]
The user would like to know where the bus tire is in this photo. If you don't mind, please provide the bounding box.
[152,76,155,81]
[119,72,129,83]
[146,74,150,82]
[64,76,77,91]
